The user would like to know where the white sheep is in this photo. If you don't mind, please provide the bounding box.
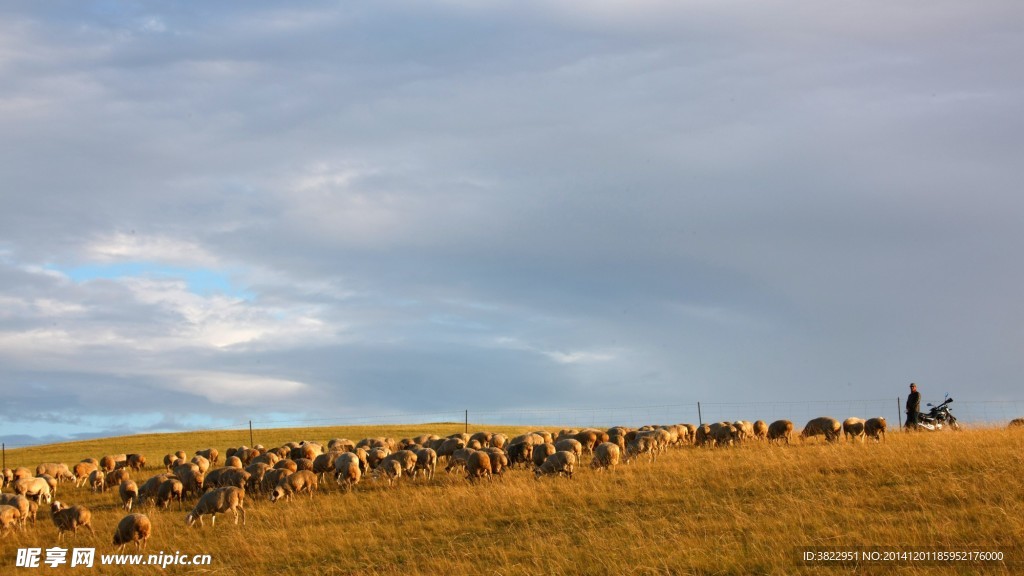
[534,451,576,479]
[113,513,151,550]
[186,486,246,527]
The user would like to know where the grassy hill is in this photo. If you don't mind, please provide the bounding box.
[1,424,1021,575]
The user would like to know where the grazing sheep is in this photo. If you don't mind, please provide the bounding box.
[186,486,245,527]
[435,438,466,462]
[864,417,888,442]
[373,459,403,487]
[37,474,58,498]
[1010,418,1024,428]
[591,442,621,471]
[271,470,318,502]
[445,448,476,473]
[333,453,362,492]
[484,447,508,477]
[625,436,658,463]
[245,463,272,493]
[534,451,576,479]
[490,434,508,449]
[127,454,146,471]
[575,429,604,453]
[0,494,34,526]
[532,443,557,468]
[156,479,185,511]
[205,467,252,491]
[312,452,342,483]
[554,438,584,461]
[290,444,318,462]
[466,451,492,482]
[190,455,211,474]
[273,458,299,473]
[732,421,755,443]
[173,464,205,497]
[379,450,418,479]
[695,424,714,447]
[119,480,138,511]
[2,468,13,488]
[506,442,534,469]
[469,431,493,448]
[72,462,98,488]
[12,467,33,481]
[709,423,738,447]
[294,458,314,472]
[36,463,74,483]
[137,474,172,504]
[13,476,52,503]
[251,452,281,468]
[767,420,794,445]
[843,418,866,442]
[99,456,116,472]
[0,505,20,534]
[225,456,243,469]
[113,513,151,550]
[87,469,106,493]
[801,417,842,443]
[413,448,437,481]
[50,502,94,539]
[104,469,131,492]
[195,448,220,466]
[753,420,769,441]
[262,469,292,493]
[328,438,356,452]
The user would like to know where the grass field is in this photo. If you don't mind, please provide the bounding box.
[1,424,1021,575]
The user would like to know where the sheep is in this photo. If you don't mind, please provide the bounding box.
[1010,418,1024,428]
[469,431,493,448]
[127,454,147,471]
[532,443,557,468]
[484,447,508,477]
[445,448,476,473]
[328,438,356,452]
[12,467,33,481]
[190,455,211,474]
[767,420,794,445]
[490,433,508,449]
[466,451,492,482]
[801,417,842,443]
[591,442,621,471]
[195,448,220,466]
[506,442,534,469]
[50,502,94,540]
[0,505,20,534]
[13,476,52,503]
[205,467,251,490]
[99,455,117,472]
[413,448,437,481]
[294,458,314,472]
[843,418,866,442]
[156,479,185,511]
[333,453,362,492]
[753,420,769,441]
[575,429,605,453]
[509,433,547,447]
[173,464,205,497]
[262,469,292,493]
[709,422,738,447]
[113,513,151,550]
[119,480,138,511]
[625,436,658,463]
[554,438,584,461]
[36,463,74,483]
[379,450,418,479]
[245,463,271,493]
[373,459,403,487]
[225,456,243,469]
[137,473,172,504]
[271,469,318,502]
[312,452,342,483]
[1,468,13,488]
[0,493,34,526]
[732,421,755,443]
[72,462,98,488]
[37,474,58,498]
[186,486,245,527]
[290,444,318,462]
[534,451,576,479]
[435,438,466,462]
[104,468,131,492]
[252,452,281,468]
[681,423,698,444]
[864,417,888,442]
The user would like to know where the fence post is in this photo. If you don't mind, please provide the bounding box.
[2,443,4,471]
[697,402,702,426]
[465,410,469,434]
[249,420,254,447]
[897,397,902,431]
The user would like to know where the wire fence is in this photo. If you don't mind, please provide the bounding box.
[3,399,1024,450]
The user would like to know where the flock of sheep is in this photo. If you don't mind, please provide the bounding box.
[0,415,889,550]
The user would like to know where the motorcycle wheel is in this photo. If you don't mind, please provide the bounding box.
[950,419,962,431]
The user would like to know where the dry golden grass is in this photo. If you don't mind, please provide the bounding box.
[1,424,1022,575]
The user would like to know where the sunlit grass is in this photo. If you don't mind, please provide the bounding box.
[1,425,1022,574]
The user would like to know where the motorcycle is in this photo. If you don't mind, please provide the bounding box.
[909,394,961,431]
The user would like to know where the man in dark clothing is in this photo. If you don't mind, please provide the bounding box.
[906,382,921,429]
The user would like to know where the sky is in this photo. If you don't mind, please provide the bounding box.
[2,1,1023,445]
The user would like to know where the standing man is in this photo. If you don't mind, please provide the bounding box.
[906,382,921,429]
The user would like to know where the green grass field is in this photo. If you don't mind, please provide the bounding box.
[1,424,1021,575]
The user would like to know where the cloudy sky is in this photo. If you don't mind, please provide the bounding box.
[2,1,1022,444]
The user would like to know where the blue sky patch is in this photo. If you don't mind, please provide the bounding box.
[50,262,254,300]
